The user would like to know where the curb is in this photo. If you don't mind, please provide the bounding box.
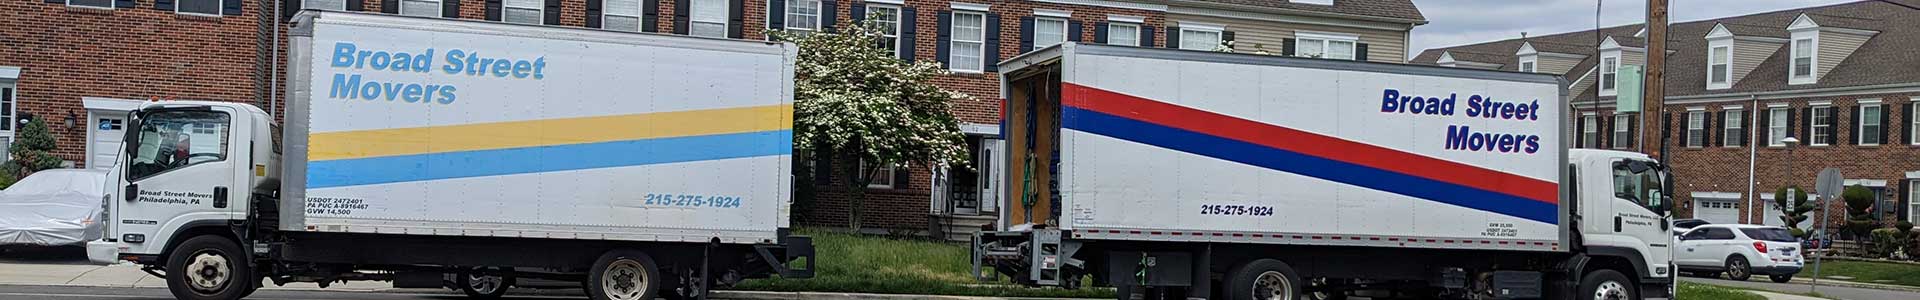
[1787,277,1920,293]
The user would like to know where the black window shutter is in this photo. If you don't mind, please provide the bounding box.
[1140,25,1155,47]
[899,7,917,61]
[544,0,562,24]
[1674,113,1686,148]
[1627,115,1638,147]
[892,166,911,189]
[484,0,501,21]
[156,0,176,11]
[848,2,863,24]
[1880,104,1891,144]
[1900,179,1913,221]
[1600,115,1613,148]
[935,11,950,68]
[1093,22,1108,44]
[1164,26,1180,49]
[383,0,400,13]
[1799,107,1811,143]
[1759,108,1772,144]
[1067,20,1082,42]
[222,0,242,15]
[349,0,367,11]
[1742,110,1752,146]
[983,13,1000,72]
[820,0,836,32]
[1906,103,1915,145]
[281,0,301,20]
[444,0,461,18]
[1715,111,1726,147]
[1576,117,1588,148]
[671,0,690,34]
[728,0,745,38]
[586,0,603,28]
[642,0,659,32]
[1018,17,1034,52]
[768,0,786,30]
[1356,43,1370,61]
[1282,38,1297,56]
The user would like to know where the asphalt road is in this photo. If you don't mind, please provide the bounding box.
[0,285,582,300]
[1681,276,1920,300]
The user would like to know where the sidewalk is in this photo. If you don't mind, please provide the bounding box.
[1749,291,1829,300]
[1788,277,1920,293]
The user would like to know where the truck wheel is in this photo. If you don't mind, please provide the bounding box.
[1577,269,1634,300]
[588,250,661,300]
[457,267,514,299]
[1226,259,1302,300]
[1769,274,1793,283]
[1724,256,1752,281]
[166,235,253,300]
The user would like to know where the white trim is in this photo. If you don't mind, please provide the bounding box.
[1105,22,1142,47]
[1032,16,1070,51]
[1705,23,1733,39]
[960,123,1000,135]
[1175,22,1225,32]
[1106,15,1145,23]
[1858,104,1883,146]
[1294,31,1358,41]
[1808,100,1832,106]
[66,0,114,9]
[1033,0,1164,12]
[1905,171,1920,179]
[1515,42,1537,55]
[1580,112,1598,116]
[1033,9,1071,18]
[1598,52,1620,97]
[0,66,17,80]
[1733,36,1790,43]
[1721,105,1745,110]
[1517,55,1537,73]
[1690,191,1742,200]
[1706,40,1732,90]
[503,0,547,25]
[1825,27,1881,36]
[1859,98,1883,105]
[1666,83,1920,103]
[947,10,988,73]
[782,0,825,32]
[1789,34,1818,85]
[1767,102,1789,108]
[174,0,226,17]
[1788,14,1819,31]
[1843,179,1886,188]
[1723,108,1744,147]
[82,97,145,112]
[949,2,989,11]
[865,0,904,4]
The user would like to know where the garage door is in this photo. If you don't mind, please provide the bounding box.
[90,115,125,170]
[1695,199,1740,225]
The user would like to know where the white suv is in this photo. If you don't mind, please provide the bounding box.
[1676,224,1803,282]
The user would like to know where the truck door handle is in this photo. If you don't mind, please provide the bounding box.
[1613,216,1622,232]
[213,187,228,209]
[125,184,138,202]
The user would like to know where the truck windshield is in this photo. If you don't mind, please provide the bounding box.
[1611,160,1662,207]
[126,110,231,180]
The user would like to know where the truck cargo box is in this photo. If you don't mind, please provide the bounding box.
[996,43,1569,252]
[282,12,797,244]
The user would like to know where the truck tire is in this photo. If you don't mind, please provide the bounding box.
[1577,269,1634,300]
[1225,259,1302,300]
[1723,256,1752,281]
[165,235,253,300]
[457,267,514,299]
[587,250,662,300]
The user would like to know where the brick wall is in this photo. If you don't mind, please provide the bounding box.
[1,1,263,167]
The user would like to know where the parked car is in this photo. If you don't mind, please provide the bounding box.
[0,169,110,249]
[1672,218,1710,235]
[1675,224,1803,282]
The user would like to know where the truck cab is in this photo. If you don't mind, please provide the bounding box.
[90,101,277,267]
[1568,149,1676,298]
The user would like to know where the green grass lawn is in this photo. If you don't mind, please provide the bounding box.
[1809,260,1920,287]
[731,228,1113,298]
[1678,282,1767,300]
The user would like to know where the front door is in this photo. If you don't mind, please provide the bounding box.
[979,139,1005,214]
[113,107,241,255]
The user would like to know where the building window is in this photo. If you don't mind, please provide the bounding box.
[867,5,902,55]
[1709,46,1730,86]
[1687,111,1706,148]
[1297,33,1357,60]
[0,84,14,133]
[1860,104,1882,145]
[307,0,348,11]
[1724,109,1743,147]
[503,0,544,24]
[177,0,223,15]
[1519,60,1536,73]
[1768,107,1788,147]
[1613,114,1633,149]
[1107,22,1140,47]
[399,0,445,17]
[605,0,644,31]
[68,0,113,8]
[1910,180,1920,224]
[785,0,821,34]
[1811,105,1832,146]
[1600,56,1619,94]
[948,11,987,72]
[1792,39,1814,80]
[1912,100,1920,145]
[1178,27,1222,51]
[1033,17,1067,51]
[689,0,729,37]
[859,160,898,188]
[1581,115,1597,148]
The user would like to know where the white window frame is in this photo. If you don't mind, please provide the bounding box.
[1909,179,1920,224]
[1723,108,1743,147]
[603,0,645,31]
[784,0,823,33]
[175,0,225,16]
[0,82,16,145]
[948,10,987,73]
[1295,31,1358,60]
[1768,106,1789,147]
[503,0,545,25]
[1518,57,1537,73]
[1708,45,1731,89]
[866,4,903,57]
[1912,98,1920,145]
[1613,114,1633,149]
[1177,24,1223,51]
[1599,55,1619,96]
[1811,105,1832,146]
[1859,102,1882,146]
[1790,37,1817,84]
[1687,110,1706,148]
[1032,16,1069,51]
[305,0,349,11]
[67,0,114,9]
[859,159,899,189]
[1105,22,1140,47]
[1581,115,1597,148]
[689,0,730,37]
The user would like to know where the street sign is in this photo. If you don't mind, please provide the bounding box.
[1815,168,1844,198]
[1616,65,1643,113]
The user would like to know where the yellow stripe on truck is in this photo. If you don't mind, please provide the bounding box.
[308,104,793,161]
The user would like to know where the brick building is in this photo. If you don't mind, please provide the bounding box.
[1413,1,1920,231]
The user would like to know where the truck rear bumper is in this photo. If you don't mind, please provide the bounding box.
[752,235,816,279]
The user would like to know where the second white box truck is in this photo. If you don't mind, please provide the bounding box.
[974,43,1676,300]
[87,11,812,300]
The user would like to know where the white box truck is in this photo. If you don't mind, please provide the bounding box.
[86,10,813,300]
[973,43,1676,300]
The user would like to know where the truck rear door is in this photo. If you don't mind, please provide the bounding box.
[115,106,242,254]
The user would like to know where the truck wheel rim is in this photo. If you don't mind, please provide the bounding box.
[1254,271,1294,300]
[1593,281,1627,300]
[186,250,231,293]
[602,259,648,300]
[468,274,503,294]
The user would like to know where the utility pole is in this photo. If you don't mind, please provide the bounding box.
[1644,0,1669,159]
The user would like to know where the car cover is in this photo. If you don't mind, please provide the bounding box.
[0,169,109,247]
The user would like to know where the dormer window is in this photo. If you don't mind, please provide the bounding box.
[1709,45,1730,87]
[1600,56,1618,95]
[1519,59,1536,73]
[1791,38,1814,80]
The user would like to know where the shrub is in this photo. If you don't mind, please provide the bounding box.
[1870,228,1905,258]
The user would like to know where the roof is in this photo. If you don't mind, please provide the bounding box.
[1183,0,1426,23]
[1411,0,1920,103]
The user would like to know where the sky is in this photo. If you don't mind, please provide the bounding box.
[1407,0,1858,57]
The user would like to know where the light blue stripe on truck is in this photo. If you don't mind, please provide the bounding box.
[306,130,793,188]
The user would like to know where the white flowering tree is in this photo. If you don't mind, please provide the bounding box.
[772,21,971,231]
